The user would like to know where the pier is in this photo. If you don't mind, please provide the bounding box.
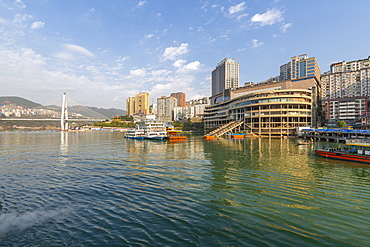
[301,128,370,142]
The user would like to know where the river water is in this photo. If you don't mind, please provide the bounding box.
[0,131,369,246]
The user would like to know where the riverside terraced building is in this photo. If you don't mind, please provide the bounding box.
[204,54,320,137]
[204,88,315,137]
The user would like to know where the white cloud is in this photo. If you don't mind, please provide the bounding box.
[31,21,45,29]
[13,14,32,26]
[162,43,189,60]
[130,68,146,76]
[54,44,95,60]
[0,17,8,25]
[183,61,201,70]
[146,34,154,38]
[236,13,248,21]
[176,61,201,74]
[251,39,264,48]
[0,45,206,109]
[251,9,284,26]
[137,0,147,7]
[173,59,186,68]
[151,69,171,76]
[64,44,95,57]
[15,0,26,9]
[229,2,246,14]
[54,52,75,60]
[115,56,129,62]
[281,23,292,33]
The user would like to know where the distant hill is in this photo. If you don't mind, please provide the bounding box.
[69,105,126,119]
[47,105,126,119]
[0,96,42,108]
[0,96,126,119]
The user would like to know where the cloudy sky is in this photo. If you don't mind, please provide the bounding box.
[1,0,370,109]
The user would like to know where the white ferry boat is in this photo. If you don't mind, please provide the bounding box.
[137,119,167,140]
[124,128,145,139]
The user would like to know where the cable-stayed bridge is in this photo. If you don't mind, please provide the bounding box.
[0,93,107,130]
[0,118,105,121]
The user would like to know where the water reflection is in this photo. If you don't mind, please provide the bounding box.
[1,133,370,246]
[204,137,313,177]
[60,131,68,156]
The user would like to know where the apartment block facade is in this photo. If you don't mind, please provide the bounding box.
[279,62,291,81]
[330,56,370,73]
[279,54,320,84]
[157,96,177,123]
[126,97,135,116]
[170,92,186,107]
[173,97,210,121]
[291,54,321,83]
[321,57,370,100]
[126,92,150,116]
[320,56,370,126]
[212,58,239,96]
[325,97,368,127]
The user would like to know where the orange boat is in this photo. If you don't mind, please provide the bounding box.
[167,130,187,141]
[231,134,245,139]
[204,135,215,140]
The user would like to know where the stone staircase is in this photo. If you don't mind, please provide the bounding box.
[205,121,243,137]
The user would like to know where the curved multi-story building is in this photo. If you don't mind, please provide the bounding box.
[204,89,313,137]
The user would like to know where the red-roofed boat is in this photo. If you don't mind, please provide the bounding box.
[315,139,370,164]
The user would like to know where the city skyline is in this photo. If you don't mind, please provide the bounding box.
[1,0,370,109]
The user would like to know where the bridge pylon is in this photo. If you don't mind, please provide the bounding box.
[61,93,69,131]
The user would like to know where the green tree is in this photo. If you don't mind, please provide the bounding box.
[337,120,347,128]
[119,115,134,121]
[93,121,135,128]
[172,121,184,128]
[182,120,204,133]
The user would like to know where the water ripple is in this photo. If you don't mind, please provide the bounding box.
[0,133,370,246]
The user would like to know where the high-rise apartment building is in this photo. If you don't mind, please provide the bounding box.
[126,92,150,116]
[321,56,370,100]
[212,58,239,96]
[126,97,135,116]
[279,62,291,81]
[320,56,370,127]
[157,96,177,123]
[330,56,370,73]
[291,54,320,82]
[325,97,368,127]
[170,92,186,107]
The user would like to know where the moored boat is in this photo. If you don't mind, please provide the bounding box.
[315,139,370,164]
[137,119,168,140]
[167,129,187,141]
[230,134,245,139]
[124,128,145,139]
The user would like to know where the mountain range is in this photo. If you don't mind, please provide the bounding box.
[0,96,126,119]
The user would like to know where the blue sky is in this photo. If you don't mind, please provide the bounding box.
[1,0,370,109]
